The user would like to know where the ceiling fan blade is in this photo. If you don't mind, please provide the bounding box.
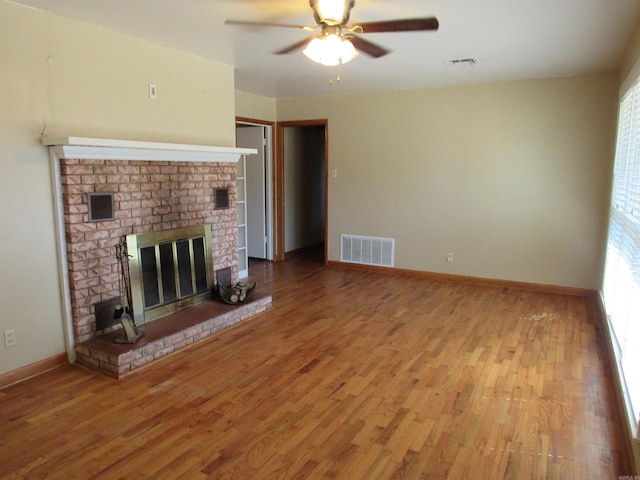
[348,35,389,59]
[225,19,313,31]
[273,37,315,55]
[355,17,439,34]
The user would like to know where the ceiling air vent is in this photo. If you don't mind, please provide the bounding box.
[447,58,478,66]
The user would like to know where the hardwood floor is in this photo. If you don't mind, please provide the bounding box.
[0,249,632,479]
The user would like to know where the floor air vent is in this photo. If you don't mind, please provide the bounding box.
[341,235,394,267]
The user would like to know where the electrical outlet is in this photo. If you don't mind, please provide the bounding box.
[447,253,454,263]
[4,329,16,348]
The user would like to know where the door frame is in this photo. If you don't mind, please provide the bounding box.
[236,117,276,261]
[276,119,329,264]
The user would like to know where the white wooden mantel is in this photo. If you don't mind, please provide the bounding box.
[44,136,257,364]
[42,136,256,162]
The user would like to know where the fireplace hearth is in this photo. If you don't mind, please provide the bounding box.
[76,292,272,378]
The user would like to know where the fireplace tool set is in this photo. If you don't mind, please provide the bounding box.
[113,240,144,344]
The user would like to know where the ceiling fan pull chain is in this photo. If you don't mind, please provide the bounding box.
[328,62,343,86]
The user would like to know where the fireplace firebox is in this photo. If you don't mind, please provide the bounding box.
[127,224,214,325]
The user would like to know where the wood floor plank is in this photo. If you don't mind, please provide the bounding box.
[0,247,633,479]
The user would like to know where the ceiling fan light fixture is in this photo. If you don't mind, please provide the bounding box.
[303,34,358,66]
[310,0,354,26]
[303,37,327,64]
[339,38,358,63]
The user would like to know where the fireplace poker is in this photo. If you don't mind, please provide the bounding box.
[114,240,144,344]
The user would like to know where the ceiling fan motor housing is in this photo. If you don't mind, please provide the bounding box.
[310,0,355,26]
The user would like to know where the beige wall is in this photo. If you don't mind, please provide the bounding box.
[278,74,618,289]
[620,23,640,96]
[235,91,277,123]
[0,1,236,375]
[622,24,640,92]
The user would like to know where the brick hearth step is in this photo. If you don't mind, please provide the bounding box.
[75,293,272,378]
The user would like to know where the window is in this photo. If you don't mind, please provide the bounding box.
[603,77,640,437]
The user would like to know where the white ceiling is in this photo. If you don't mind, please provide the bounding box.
[11,0,640,99]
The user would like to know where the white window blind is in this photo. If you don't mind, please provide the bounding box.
[603,77,640,435]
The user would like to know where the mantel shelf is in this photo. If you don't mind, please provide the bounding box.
[42,136,256,163]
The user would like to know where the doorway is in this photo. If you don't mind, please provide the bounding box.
[236,118,328,269]
[276,120,328,264]
[235,119,275,269]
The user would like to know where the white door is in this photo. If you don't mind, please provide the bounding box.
[236,126,267,259]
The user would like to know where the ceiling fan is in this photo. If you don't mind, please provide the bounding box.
[225,0,439,66]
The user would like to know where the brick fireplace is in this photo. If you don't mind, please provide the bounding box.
[60,156,238,342]
[45,137,271,377]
